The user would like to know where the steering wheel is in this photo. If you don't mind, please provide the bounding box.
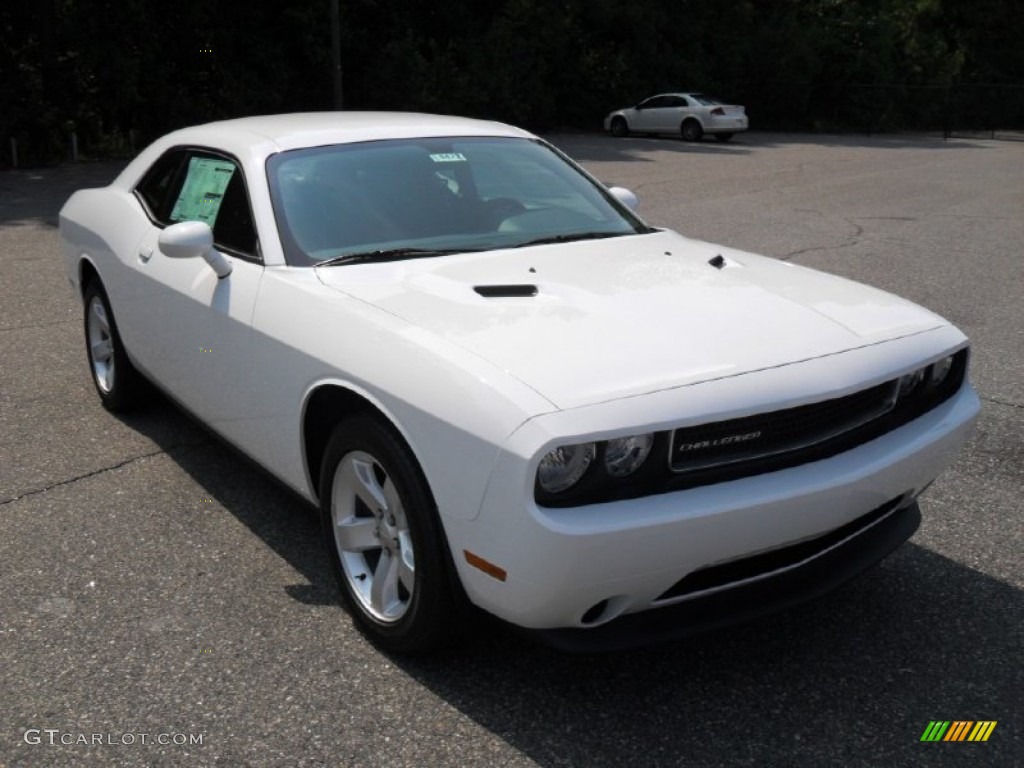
[482,197,527,227]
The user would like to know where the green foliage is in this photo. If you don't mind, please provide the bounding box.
[2,0,1023,165]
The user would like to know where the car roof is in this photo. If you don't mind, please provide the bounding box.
[165,112,534,154]
[112,112,539,192]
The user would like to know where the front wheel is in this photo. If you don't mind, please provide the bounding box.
[319,414,464,653]
[681,119,704,142]
[609,117,629,138]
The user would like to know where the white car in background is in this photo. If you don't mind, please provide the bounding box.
[59,112,977,653]
[605,92,749,141]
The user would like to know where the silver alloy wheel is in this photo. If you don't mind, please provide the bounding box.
[331,450,415,623]
[86,295,115,393]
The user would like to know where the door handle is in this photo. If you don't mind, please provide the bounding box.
[138,246,154,263]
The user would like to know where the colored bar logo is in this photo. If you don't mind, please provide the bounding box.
[920,721,997,742]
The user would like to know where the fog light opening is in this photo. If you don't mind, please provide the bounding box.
[579,596,629,626]
[580,600,609,626]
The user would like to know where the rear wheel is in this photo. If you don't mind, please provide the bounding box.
[610,117,629,138]
[681,119,704,142]
[319,414,463,653]
[83,280,145,412]
[714,133,734,143]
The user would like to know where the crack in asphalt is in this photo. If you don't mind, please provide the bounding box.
[982,395,1024,410]
[845,217,867,238]
[780,211,865,261]
[856,216,918,222]
[780,238,860,261]
[0,319,76,333]
[0,440,211,507]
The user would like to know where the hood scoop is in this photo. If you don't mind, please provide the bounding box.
[474,284,538,298]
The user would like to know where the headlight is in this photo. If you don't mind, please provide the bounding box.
[899,354,959,402]
[931,355,955,386]
[898,368,926,397]
[537,442,595,493]
[604,433,654,478]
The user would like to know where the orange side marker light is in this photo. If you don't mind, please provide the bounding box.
[463,550,507,582]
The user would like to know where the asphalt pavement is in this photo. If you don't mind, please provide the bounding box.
[1,132,1021,767]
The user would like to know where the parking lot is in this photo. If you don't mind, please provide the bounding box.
[1,132,1021,767]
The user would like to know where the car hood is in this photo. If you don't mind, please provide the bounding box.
[317,231,946,410]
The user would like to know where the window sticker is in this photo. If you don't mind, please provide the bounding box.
[170,157,236,225]
[429,153,467,163]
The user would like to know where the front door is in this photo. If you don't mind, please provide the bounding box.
[118,149,264,436]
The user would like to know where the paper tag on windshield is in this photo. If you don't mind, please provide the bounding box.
[429,153,467,163]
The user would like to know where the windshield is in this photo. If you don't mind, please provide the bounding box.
[266,137,650,266]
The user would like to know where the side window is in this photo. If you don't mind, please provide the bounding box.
[669,96,690,108]
[138,150,260,260]
[135,150,187,221]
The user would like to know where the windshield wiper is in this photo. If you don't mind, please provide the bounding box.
[511,231,627,249]
[315,247,477,267]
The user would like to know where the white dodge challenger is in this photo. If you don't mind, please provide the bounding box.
[59,113,979,652]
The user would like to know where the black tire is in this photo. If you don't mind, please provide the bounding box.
[714,133,734,143]
[82,280,145,412]
[610,117,629,138]
[319,414,464,653]
[681,119,704,142]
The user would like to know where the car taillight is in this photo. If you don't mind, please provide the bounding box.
[710,107,725,116]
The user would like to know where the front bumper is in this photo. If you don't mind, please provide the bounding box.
[532,498,920,651]
[443,376,978,633]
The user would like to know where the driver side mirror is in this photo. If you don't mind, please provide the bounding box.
[608,186,640,210]
[158,220,232,279]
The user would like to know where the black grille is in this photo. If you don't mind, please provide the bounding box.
[536,348,968,508]
[670,381,897,473]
